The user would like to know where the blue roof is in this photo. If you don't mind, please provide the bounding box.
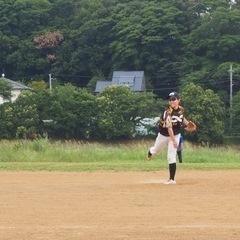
[95,81,112,93]
[95,71,146,93]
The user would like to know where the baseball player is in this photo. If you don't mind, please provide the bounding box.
[147,91,196,185]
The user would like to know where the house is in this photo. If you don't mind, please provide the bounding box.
[0,73,33,104]
[94,71,146,93]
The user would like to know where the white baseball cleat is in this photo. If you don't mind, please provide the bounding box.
[163,179,176,185]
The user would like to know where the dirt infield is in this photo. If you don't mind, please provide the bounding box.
[0,170,239,240]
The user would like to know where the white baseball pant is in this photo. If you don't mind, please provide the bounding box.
[149,133,181,164]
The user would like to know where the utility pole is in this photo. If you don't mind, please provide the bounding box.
[228,64,234,134]
[49,73,52,90]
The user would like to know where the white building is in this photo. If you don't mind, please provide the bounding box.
[0,73,33,104]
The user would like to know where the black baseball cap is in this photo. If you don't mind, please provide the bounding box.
[167,91,180,99]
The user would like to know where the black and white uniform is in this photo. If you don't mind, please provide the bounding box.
[149,106,184,164]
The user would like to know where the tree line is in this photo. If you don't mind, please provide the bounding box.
[1,1,240,91]
[0,81,230,145]
[0,0,240,141]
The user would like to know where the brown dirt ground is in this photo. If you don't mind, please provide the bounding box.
[0,170,239,240]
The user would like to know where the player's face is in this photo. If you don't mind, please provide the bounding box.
[168,97,180,109]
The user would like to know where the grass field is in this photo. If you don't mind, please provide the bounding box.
[0,138,239,171]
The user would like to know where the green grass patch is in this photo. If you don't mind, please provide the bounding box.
[0,139,239,171]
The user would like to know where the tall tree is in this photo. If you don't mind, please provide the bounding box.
[0,0,52,78]
[34,84,96,139]
[110,0,186,96]
[181,83,225,145]
[181,5,240,95]
[96,85,156,139]
[3,90,40,139]
[0,79,12,99]
[232,91,240,134]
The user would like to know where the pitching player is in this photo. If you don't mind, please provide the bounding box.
[147,91,196,185]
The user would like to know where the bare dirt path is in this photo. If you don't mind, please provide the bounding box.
[0,170,239,240]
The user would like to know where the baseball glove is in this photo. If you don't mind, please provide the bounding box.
[185,121,196,132]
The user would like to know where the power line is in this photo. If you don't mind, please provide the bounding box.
[6,72,238,91]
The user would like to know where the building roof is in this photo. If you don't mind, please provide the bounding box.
[95,71,146,93]
[112,71,146,92]
[0,75,32,91]
[94,81,112,93]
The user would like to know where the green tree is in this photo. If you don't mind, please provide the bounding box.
[35,84,96,139]
[3,91,40,139]
[96,85,156,139]
[28,80,48,92]
[110,0,186,96]
[181,83,225,145]
[0,79,12,99]
[0,0,51,78]
[55,5,115,85]
[1,0,51,37]
[232,91,240,135]
[181,5,240,94]
[0,103,11,138]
